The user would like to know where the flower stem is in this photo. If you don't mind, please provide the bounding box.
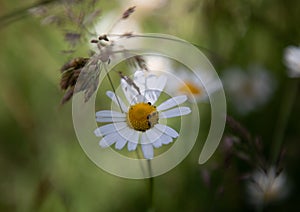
[147,160,155,212]
[104,64,124,113]
[271,78,298,163]
[135,149,147,177]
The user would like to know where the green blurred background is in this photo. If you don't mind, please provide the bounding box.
[0,0,300,211]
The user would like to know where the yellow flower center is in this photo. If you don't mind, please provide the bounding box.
[127,102,159,132]
[178,81,202,95]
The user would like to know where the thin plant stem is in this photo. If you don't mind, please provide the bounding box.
[271,78,299,163]
[135,148,147,177]
[147,160,154,212]
[103,64,124,113]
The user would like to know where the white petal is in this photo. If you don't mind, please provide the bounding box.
[99,133,118,147]
[127,130,139,144]
[118,126,136,141]
[157,95,188,111]
[158,134,173,145]
[134,70,146,85]
[140,132,149,145]
[96,117,126,122]
[145,128,162,143]
[115,136,127,150]
[152,139,162,148]
[106,91,128,112]
[141,144,154,159]
[144,90,160,105]
[160,107,191,118]
[136,94,146,103]
[127,141,138,151]
[149,127,171,147]
[96,110,126,118]
[121,79,140,104]
[154,124,179,138]
[144,75,167,104]
[94,122,127,137]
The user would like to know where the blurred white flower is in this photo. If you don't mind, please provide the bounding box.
[94,11,141,36]
[284,45,300,78]
[94,71,191,159]
[166,69,221,102]
[222,65,276,114]
[247,167,289,207]
[136,55,173,76]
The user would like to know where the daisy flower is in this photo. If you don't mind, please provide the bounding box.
[144,55,173,75]
[166,69,221,102]
[94,71,191,159]
[284,45,300,78]
[222,65,276,115]
[247,166,289,207]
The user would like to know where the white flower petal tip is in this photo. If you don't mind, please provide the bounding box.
[141,144,154,159]
[99,134,117,148]
[99,139,110,148]
[160,134,173,145]
[152,139,162,148]
[145,129,161,144]
[155,124,179,138]
[94,128,102,137]
[115,138,127,150]
[127,141,138,151]
[106,91,128,112]
[157,95,188,111]
[160,107,191,119]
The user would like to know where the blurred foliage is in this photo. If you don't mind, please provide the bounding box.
[0,0,300,211]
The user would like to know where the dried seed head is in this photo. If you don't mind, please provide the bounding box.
[133,56,149,71]
[121,32,133,38]
[119,71,141,95]
[98,34,109,41]
[61,87,74,104]
[90,39,99,43]
[60,57,89,73]
[60,57,89,104]
[122,6,136,19]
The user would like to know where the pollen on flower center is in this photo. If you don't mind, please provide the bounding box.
[179,81,202,95]
[127,102,159,131]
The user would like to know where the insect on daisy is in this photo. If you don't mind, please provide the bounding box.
[94,70,191,159]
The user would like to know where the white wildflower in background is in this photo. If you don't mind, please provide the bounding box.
[94,11,140,36]
[166,69,221,102]
[247,167,289,207]
[222,65,276,115]
[94,71,191,159]
[138,55,173,76]
[284,45,300,78]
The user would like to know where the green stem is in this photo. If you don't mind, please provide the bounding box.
[104,65,124,113]
[135,149,147,177]
[147,160,154,212]
[271,78,298,163]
